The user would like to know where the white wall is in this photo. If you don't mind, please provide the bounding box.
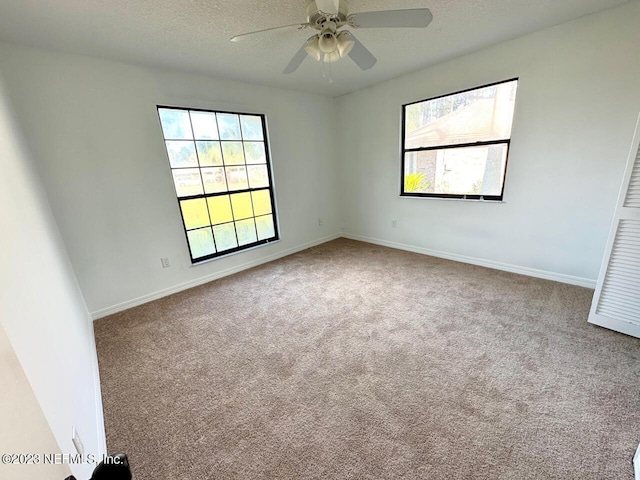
[1,3,638,322]
[338,2,640,285]
[0,43,342,317]
[0,4,636,477]
[0,74,105,479]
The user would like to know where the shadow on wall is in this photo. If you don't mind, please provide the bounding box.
[0,322,71,479]
[0,72,106,479]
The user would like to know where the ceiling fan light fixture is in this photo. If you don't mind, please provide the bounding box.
[304,36,322,61]
[232,3,433,75]
[318,31,338,54]
[323,51,341,63]
[336,31,355,58]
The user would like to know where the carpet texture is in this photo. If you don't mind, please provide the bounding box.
[95,239,640,479]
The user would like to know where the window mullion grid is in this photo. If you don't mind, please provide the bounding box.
[237,119,261,241]
[212,112,243,250]
[228,117,244,249]
[159,107,278,263]
[259,115,278,240]
[214,113,232,193]
[187,110,217,256]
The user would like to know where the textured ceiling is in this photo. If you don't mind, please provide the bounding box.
[0,0,630,97]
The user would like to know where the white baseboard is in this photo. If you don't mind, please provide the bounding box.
[91,234,341,320]
[89,319,107,455]
[92,232,596,320]
[634,442,640,480]
[343,233,597,289]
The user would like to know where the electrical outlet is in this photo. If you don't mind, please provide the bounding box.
[71,426,84,456]
[318,218,324,227]
[161,257,171,268]
[392,219,397,228]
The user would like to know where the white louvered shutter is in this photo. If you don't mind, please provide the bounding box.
[589,114,640,337]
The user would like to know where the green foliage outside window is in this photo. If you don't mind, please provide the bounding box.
[404,172,430,192]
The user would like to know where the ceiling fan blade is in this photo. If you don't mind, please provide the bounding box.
[349,8,433,28]
[283,46,308,74]
[315,0,340,16]
[347,34,377,71]
[231,23,309,42]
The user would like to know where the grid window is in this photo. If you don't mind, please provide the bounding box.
[158,107,279,263]
[401,79,518,201]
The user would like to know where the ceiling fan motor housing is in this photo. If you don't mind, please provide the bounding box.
[306,1,349,30]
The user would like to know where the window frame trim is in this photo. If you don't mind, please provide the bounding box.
[400,77,519,202]
[157,104,280,264]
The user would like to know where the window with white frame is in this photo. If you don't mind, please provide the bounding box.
[401,78,518,200]
[157,106,278,263]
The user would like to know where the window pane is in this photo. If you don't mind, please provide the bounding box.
[213,223,238,252]
[235,218,257,246]
[255,215,275,240]
[225,166,248,191]
[190,111,219,140]
[404,80,518,149]
[221,142,245,165]
[166,141,198,168]
[158,106,278,263]
[251,189,272,216]
[207,195,233,225]
[202,167,227,194]
[196,141,223,166]
[244,142,266,164]
[240,115,264,141]
[404,144,508,196]
[158,109,193,140]
[172,168,203,197]
[230,192,253,220]
[217,113,241,140]
[247,165,269,189]
[180,198,210,230]
[187,227,216,258]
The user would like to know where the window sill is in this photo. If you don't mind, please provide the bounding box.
[398,195,506,203]
[190,238,281,267]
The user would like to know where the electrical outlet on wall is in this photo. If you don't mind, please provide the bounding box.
[161,257,171,268]
[392,219,397,228]
[318,218,324,227]
[71,426,84,456]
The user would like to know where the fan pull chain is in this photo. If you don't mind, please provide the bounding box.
[321,57,334,84]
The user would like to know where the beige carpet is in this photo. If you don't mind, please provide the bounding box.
[95,238,640,479]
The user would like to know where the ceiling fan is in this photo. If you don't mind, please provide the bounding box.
[231,1,433,74]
